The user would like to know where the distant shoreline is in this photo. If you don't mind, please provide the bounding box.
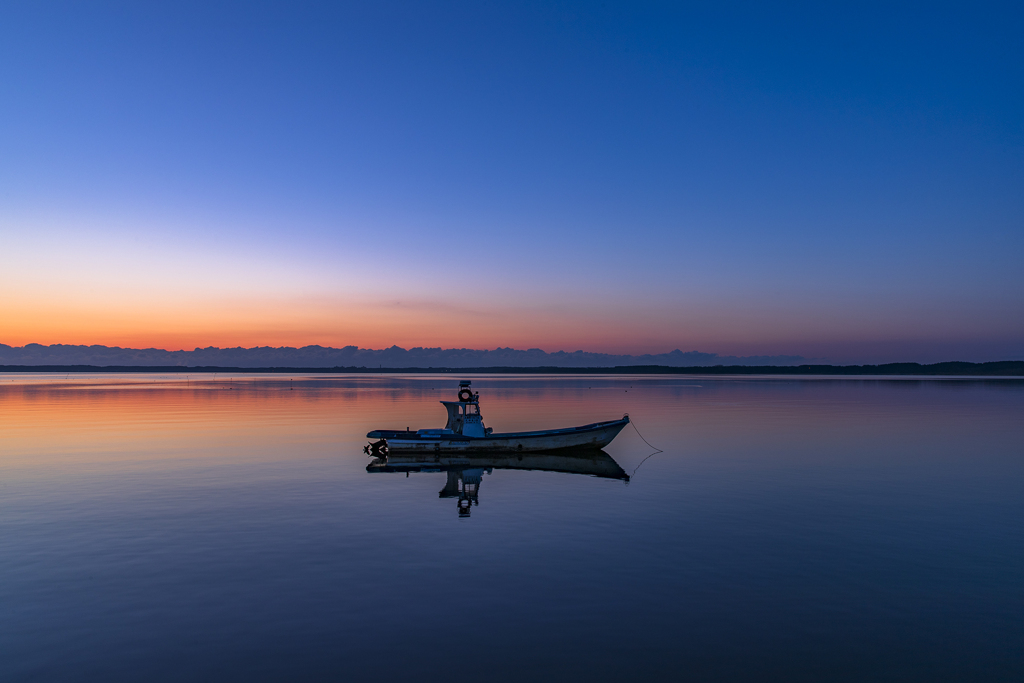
[1,361,1022,376]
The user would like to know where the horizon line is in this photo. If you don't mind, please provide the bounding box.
[2,361,1023,377]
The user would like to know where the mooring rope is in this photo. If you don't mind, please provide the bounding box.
[629,417,663,478]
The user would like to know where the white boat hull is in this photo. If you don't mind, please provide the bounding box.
[371,417,629,454]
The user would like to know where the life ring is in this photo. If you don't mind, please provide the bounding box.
[458,388,473,401]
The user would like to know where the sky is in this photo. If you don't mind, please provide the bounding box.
[1,1,1021,364]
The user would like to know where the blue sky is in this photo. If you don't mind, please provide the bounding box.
[1,1,1021,363]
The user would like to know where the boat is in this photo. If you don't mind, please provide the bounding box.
[365,380,629,454]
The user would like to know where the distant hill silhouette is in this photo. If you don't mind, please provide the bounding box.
[0,343,804,368]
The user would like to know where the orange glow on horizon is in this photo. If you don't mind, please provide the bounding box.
[1,291,716,354]
[3,290,1019,360]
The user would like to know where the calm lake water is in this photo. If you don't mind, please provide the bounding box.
[1,373,1023,682]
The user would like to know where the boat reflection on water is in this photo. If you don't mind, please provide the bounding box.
[366,450,629,517]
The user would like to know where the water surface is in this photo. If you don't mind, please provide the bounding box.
[2,374,1022,681]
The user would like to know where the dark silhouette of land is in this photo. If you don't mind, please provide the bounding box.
[1,362,1022,376]
[0,343,802,368]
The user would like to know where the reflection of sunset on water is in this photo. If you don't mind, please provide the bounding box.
[3,374,1023,680]
[4,373,1020,474]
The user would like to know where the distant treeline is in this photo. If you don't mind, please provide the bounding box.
[0,343,803,368]
[1,361,1022,376]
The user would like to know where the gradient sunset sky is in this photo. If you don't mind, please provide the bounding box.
[2,2,1021,364]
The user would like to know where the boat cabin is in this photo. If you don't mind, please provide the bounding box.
[441,380,492,438]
